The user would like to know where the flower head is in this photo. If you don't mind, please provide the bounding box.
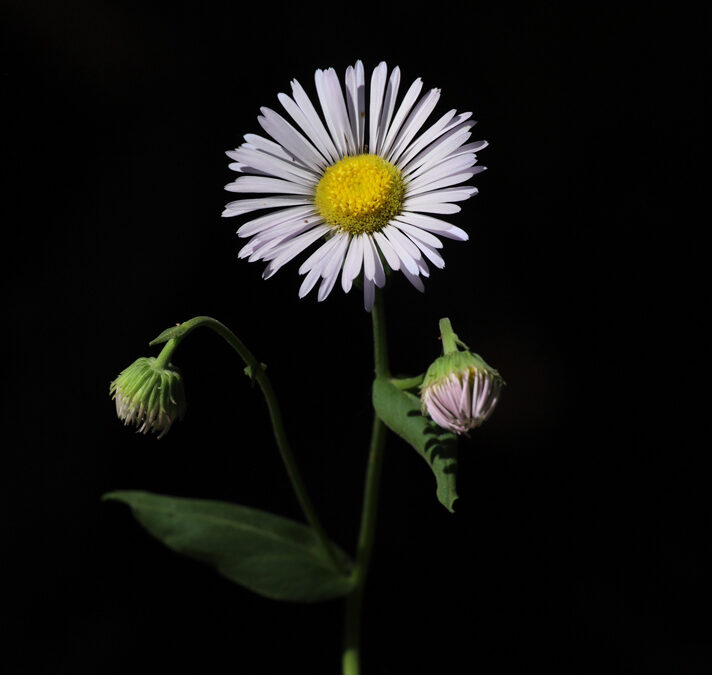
[421,320,503,435]
[110,357,186,439]
[223,61,486,310]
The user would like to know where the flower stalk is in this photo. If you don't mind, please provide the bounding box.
[150,316,344,574]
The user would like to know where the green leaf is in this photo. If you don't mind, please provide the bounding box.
[372,377,459,513]
[103,491,354,603]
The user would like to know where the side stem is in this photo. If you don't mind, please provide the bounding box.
[342,289,390,675]
[155,316,343,574]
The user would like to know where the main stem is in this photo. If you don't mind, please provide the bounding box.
[343,289,390,675]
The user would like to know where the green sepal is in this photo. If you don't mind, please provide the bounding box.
[103,491,354,603]
[372,377,459,513]
[422,351,503,391]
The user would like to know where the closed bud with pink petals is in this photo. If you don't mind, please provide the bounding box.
[420,319,504,435]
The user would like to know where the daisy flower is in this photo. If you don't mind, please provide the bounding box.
[222,60,487,310]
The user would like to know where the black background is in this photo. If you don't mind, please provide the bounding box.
[2,1,706,673]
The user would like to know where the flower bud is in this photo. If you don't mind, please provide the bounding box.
[421,333,504,436]
[110,357,186,439]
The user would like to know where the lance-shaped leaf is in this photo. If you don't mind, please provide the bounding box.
[372,377,459,512]
[103,491,354,603]
[149,323,191,346]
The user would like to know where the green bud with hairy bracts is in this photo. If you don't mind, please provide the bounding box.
[110,357,186,439]
[421,350,502,391]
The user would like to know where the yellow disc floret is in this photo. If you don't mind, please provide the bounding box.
[314,154,405,235]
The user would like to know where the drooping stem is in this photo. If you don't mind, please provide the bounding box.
[153,338,178,369]
[343,289,390,675]
[151,316,343,573]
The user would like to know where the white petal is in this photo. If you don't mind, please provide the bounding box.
[368,62,388,153]
[378,77,424,159]
[376,67,400,155]
[237,206,315,237]
[225,176,314,195]
[407,186,478,204]
[246,215,324,261]
[408,171,477,196]
[341,234,364,292]
[387,88,441,164]
[395,111,473,168]
[407,154,478,192]
[259,108,326,171]
[240,217,312,259]
[383,223,422,261]
[363,277,375,311]
[233,147,319,185]
[401,199,461,214]
[318,234,350,301]
[299,266,322,298]
[446,139,488,159]
[354,61,366,151]
[228,160,270,176]
[365,235,386,287]
[373,230,401,271]
[401,126,474,178]
[391,218,443,249]
[278,92,338,165]
[289,79,341,163]
[261,225,330,277]
[320,232,349,277]
[223,196,312,216]
[298,233,342,274]
[344,66,361,153]
[383,225,419,274]
[407,236,445,269]
[345,61,367,152]
[362,233,376,280]
[397,211,469,241]
[400,264,425,292]
[315,68,355,157]
[242,133,296,163]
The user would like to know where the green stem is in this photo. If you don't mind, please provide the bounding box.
[154,338,178,369]
[155,316,343,574]
[439,317,459,355]
[343,290,390,675]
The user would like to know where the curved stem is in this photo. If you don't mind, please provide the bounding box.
[343,290,390,675]
[153,338,178,369]
[158,316,344,574]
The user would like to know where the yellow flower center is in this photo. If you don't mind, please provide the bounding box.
[314,154,405,235]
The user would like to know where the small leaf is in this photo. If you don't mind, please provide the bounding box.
[390,374,425,391]
[244,362,267,381]
[372,377,459,512]
[103,491,354,602]
[149,324,190,346]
